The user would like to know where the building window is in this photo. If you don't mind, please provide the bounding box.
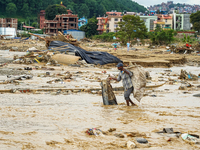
[150,19,154,30]
[114,24,118,28]
[115,18,118,21]
[69,18,74,21]
[165,19,167,22]
[120,19,122,22]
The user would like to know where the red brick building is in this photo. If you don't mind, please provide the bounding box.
[43,9,78,35]
[39,10,45,29]
[39,2,78,35]
[0,18,18,31]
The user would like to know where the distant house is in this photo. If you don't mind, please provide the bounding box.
[173,14,191,30]
[78,17,87,28]
[104,11,122,33]
[139,16,158,32]
[23,25,35,30]
[97,17,109,34]
[154,14,173,30]
[44,10,78,35]
[39,2,78,35]
[0,18,18,31]
[97,11,158,33]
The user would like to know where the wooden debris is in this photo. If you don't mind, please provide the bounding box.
[29,32,81,48]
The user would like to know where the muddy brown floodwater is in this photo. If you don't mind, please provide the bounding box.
[1,72,200,149]
[0,49,200,149]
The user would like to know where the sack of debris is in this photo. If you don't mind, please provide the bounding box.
[131,64,147,102]
[100,79,118,105]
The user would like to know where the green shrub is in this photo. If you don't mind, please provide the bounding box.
[30,30,43,34]
[17,32,30,37]
[92,32,116,42]
[149,28,176,45]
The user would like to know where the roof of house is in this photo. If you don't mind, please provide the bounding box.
[23,25,35,29]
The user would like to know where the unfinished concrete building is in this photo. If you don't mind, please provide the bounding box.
[0,18,18,31]
[44,10,78,35]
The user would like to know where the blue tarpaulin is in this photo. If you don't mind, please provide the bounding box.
[13,37,21,39]
[22,37,29,40]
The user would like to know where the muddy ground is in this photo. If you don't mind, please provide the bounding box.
[0,39,200,149]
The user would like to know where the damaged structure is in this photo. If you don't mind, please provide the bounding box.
[41,10,78,35]
[0,18,18,31]
[0,18,17,39]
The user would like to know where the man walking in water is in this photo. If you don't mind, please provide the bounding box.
[109,62,136,106]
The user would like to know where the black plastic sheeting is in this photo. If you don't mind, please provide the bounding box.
[48,41,122,65]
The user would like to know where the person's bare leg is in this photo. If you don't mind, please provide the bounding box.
[126,100,130,106]
[129,99,136,106]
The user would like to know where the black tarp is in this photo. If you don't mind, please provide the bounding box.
[48,41,122,65]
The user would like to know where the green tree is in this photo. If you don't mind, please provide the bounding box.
[149,26,176,45]
[79,4,89,18]
[21,3,29,17]
[85,0,97,17]
[31,22,38,28]
[96,3,106,16]
[66,5,74,12]
[116,15,147,45]
[0,0,147,21]
[190,11,200,33]
[193,22,200,33]
[45,4,67,20]
[6,3,17,16]
[80,17,98,37]
[93,32,115,42]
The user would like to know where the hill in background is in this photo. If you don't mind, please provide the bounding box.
[0,0,146,25]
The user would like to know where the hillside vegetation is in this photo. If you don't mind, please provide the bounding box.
[0,0,146,19]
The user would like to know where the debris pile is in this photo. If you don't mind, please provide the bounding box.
[13,51,57,65]
[179,69,198,80]
[29,31,80,48]
[80,37,92,42]
[0,74,33,84]
[27,33,122,65]
[168,43,200,54]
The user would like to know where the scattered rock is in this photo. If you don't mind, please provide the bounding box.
[108,128,116,132]
[127,141,136,149]
[178,86,187,90]
[114,133,125,138]
[136,138,148,144]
